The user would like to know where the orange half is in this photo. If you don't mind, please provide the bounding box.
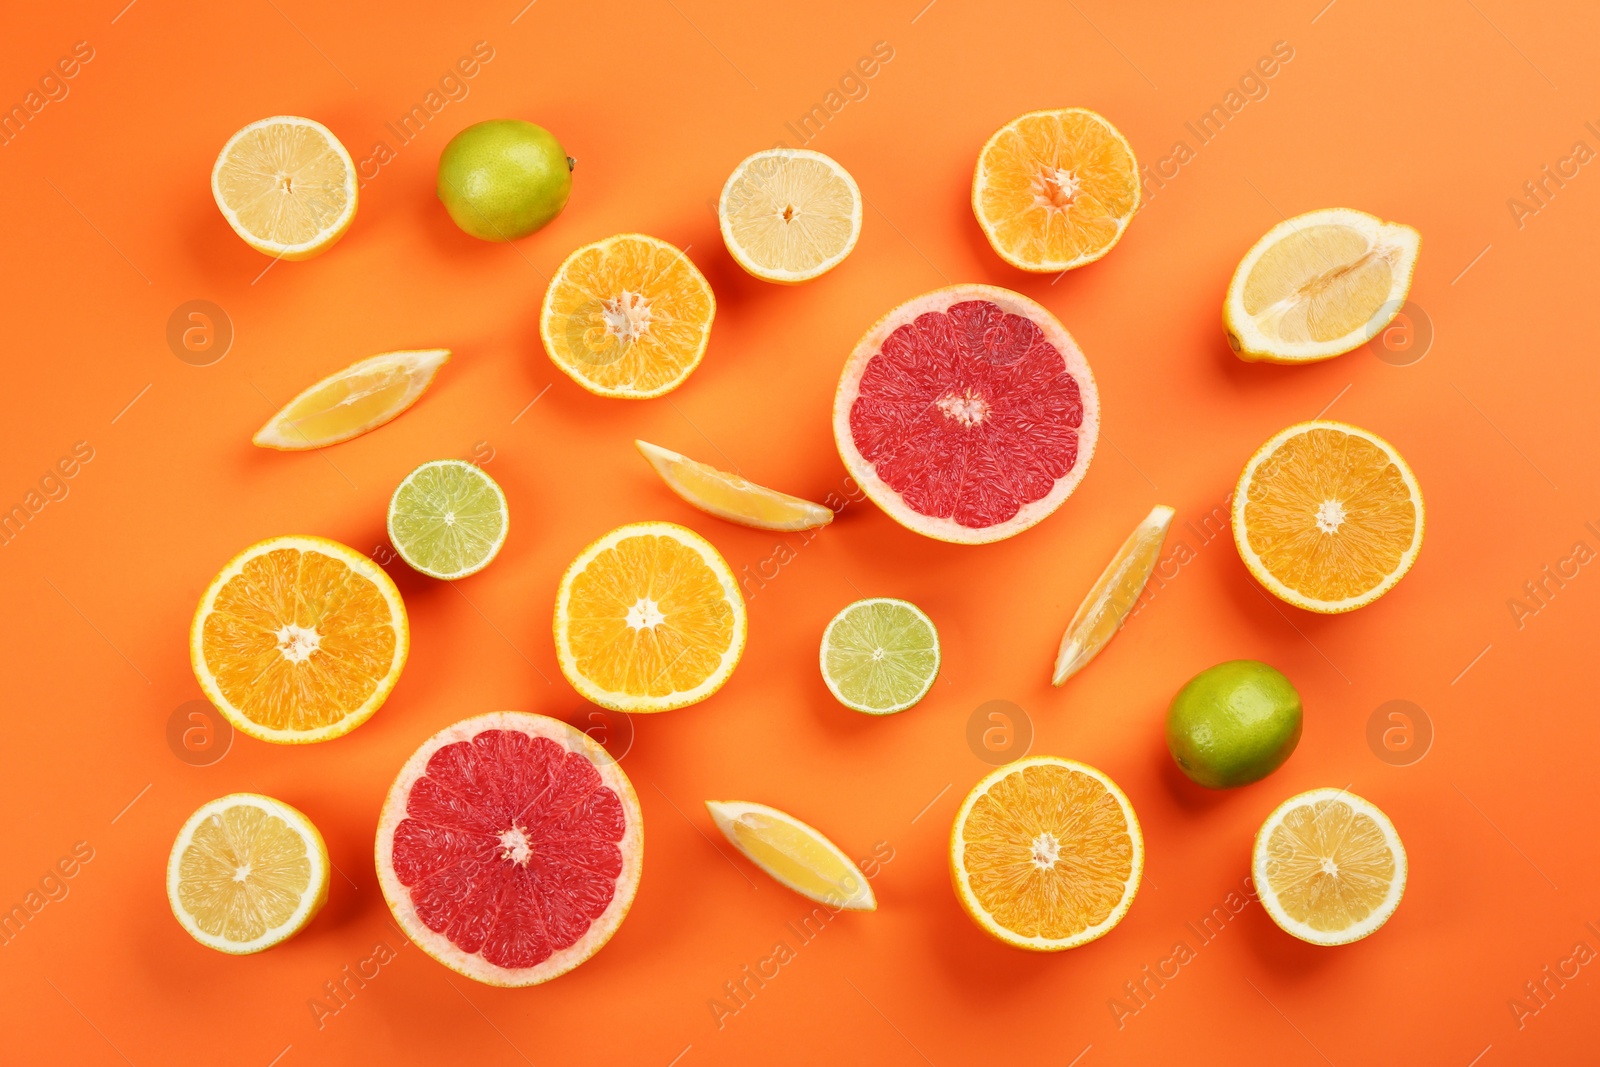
[972,108,1141,273]
[190,535,409,743]
[553,522,746,712]
[540,234,715,398]
[950,756,1142,950]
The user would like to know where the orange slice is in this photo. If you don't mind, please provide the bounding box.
[540,234,715,398]
[553,522,746,713]
[1253,788,1407,945]
[972,108,1141,273]
[211,116,358,260]
[635,440,832,532]
[190,535,409,743]
[253,350,450,450]
[1233,421,1424,613]
[950,756,1142,950]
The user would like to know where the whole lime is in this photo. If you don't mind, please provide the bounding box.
[1166,660,1302,789]
[437,120,572,241]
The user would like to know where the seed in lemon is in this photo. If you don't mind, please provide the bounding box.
[1224,208,1420,363]
[211,116,357,260]
[387,460,508,579]
[191,535,408,743]
[1253,788,1407,945]
[540,234,715,399]
[819,598,939,715]
[1233,420,1424,613]
[706,800,875,910]
[972,108,1141,273]
[719,148,862,283]
[1053,505,1174,684]
[253,349,450,450]
[636,439,832,532]
[951,756,1142,950]
[553,522,745,713]
[167,793,329,954]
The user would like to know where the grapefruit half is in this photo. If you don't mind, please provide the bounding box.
[376,712,643,987]
[833,284,1099,544]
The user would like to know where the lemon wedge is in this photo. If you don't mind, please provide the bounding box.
[707,800,875,910]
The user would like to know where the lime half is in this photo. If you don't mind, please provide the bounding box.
[820,598,940,714]
[387,460,509,579]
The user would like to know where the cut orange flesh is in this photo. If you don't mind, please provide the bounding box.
[540,234,715,398]
[190,535,408,743]
[1053,505,1174,684]
[972,108,1141,273]
[1233,421,1424,613]
[950,757,1142,950]
[553,522,745,712]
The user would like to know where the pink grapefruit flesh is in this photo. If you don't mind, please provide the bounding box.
[834,284,1099,544]
[375,712,643,987]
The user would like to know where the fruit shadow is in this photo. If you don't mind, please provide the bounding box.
[922,880,1102,996]
[1151,739,1235,814]
[1237,894,1341,981]
[1216,561,1349,680]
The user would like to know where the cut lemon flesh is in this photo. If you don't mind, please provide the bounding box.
[387,459,509,579]
[1053,505,1174,685]
[190,535,409,743]
[167,793,329,954]
[951,756,1142,950]
[1225,208,1420,363]
[972,108,1141,273]
[211,116,358,260]
[554,522,746,713]
[636,439,832,532]
[819,598,940,715]
[254,349,450,450]
[1233,421,1424,613]
[707,800,875,910]
[540,234,715,398]
[1253,788,1407,945]
[719,149,862,283]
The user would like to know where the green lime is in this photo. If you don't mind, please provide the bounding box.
[820,598,940,714]
[437,120,572,241]
[387,460,508,579]
[1166,660,1302,789]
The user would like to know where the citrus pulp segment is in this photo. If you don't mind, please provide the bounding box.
[834,284,1098,544]
[375,712,643,986]
[719,148,862,283]
[1052,505,1174,685]
[636,440,833,531]
[950,757,1142,950]
[706,800,876,910]
[1232,420,1424,613]
[553,522,746,713]
[819,598,940,714]
[1224,208,1420,363]
[1252,788,1407,945]
[167,793,329,954]
[253,349,451,450]
[190,535,408,743]
[387,459,509,579]
[211,116,358,260]
[972,108,1141,272]
[540,233,715,398]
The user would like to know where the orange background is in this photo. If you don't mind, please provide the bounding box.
[3,1,1598,1063]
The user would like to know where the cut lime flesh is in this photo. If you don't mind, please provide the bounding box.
[387,460,508,579]
[820,598,939,714]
